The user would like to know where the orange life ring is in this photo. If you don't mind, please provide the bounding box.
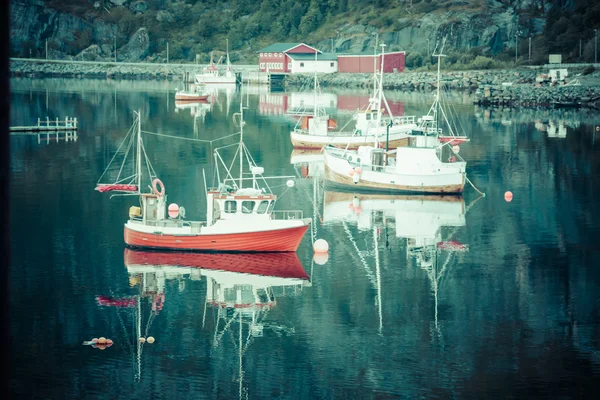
[152,178,165,196]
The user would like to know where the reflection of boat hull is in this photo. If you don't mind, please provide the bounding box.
[290,130,409,150]
[124,223,311,252]
[194,76,237,85]
[124,249,309,280]
[175,92,209,101]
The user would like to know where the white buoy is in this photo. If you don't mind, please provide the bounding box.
[452,145,460,153]
[353,173,360,184]
[313,252,329,265]
[313,239,329,253]
[286,179,295,188]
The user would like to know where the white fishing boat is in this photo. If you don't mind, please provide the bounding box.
[194,42,237,85]
[95,103,311,252]
[290,46,417,150]
[323,41,469,194]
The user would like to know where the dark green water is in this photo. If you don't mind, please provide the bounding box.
[9,78,600,399]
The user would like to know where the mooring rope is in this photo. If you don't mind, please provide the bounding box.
[466,175,485,197]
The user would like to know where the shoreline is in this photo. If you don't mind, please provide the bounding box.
[10,59,600,109]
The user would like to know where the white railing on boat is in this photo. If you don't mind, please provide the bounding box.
[272,210,304,220]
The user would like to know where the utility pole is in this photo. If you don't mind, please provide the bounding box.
[167,42,169,64]
[528,36,531,61]
[45,39,48,60]
[427,38,430,57]
[594,29,598,64]
[114,34,117,62]
[331,38,333,53]
[580,38,582,59]
[515,33,518,65]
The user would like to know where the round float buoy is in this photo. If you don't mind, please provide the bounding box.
[92,338,99,343]
[313,252,329,265]
[168,203,179,218]
[313,239,329,253]
[353,173,360,184]
[286,179,295,188]
[504,191,513,202]
[139,337,146,343]
[348,169,356,176]
[355,167,363,175]
[147,336,155,344]
[452,145,460,153]
[106,339,113,345]
[98,337,107,345]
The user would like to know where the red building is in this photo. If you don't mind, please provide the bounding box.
[337,51,406,73]
[257,43,320,73]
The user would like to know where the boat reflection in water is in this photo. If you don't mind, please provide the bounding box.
[290,149,324,179]
[122,249,310,393]
[323,190,469,339]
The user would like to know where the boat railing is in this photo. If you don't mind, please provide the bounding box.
[271,210,304,220]
[130,218,205,229]
[387,115,416,126]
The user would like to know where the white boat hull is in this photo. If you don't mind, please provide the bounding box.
[290,124,416,150]
[323,148,466,194]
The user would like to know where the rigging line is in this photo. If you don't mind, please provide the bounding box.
[115,122,137,183]
[141,130,241,144]
[466,175,485,196]
[341,220,377,287]
[97,120,136,184]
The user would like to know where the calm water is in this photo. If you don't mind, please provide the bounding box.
[10,78,600,399]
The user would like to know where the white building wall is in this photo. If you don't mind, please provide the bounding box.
[290,60,338,74]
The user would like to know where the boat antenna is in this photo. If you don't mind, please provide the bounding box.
[136,109,142,193]
[375,43,385,148]
[432,37,447,135]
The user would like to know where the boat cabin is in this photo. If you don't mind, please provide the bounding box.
[354,109,382,135]
[206,188,277,226]
[130,194,167,223]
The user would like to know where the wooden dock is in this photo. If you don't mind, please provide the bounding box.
[10,117,78,133]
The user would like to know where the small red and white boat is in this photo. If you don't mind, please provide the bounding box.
[96,104,310,252]
[174,89,210,102]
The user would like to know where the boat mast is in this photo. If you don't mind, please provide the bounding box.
[239,101,244,189]
[375,43,385,148]
[433,38,445,135]
[313,50,317,117]
[136,110,142,192]
[226,38,231,71]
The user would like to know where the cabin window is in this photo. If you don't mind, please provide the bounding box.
[224,200,237,213]
[267,201,275,213]
[330,62,334,67]
[300,62,304,67]
[257,200,269,214]
[241,201,255,214]
[366,113,371,120]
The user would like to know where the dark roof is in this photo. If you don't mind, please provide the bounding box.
[287,53,338,61]
[258,43,302,53]
[257,43,321,53]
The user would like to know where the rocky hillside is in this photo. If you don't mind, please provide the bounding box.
[10,0,600,67]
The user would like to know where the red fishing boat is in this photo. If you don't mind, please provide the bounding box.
[96,104,310,252]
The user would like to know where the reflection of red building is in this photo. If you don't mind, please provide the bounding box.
[337,95,405,116]
[258,93,405,116]
[258,94,289,115]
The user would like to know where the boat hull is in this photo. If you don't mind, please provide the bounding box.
[290,131,410,150]
[124,223,310,252]
[175,94,210,101]
[323,152,465,194]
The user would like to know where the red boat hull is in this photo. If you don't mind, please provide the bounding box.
[124,224,310,252]
[124,249,309,280]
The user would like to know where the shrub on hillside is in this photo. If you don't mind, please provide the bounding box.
[583,66,596,75]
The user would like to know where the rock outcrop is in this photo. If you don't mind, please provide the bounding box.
[117,28,150,62]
